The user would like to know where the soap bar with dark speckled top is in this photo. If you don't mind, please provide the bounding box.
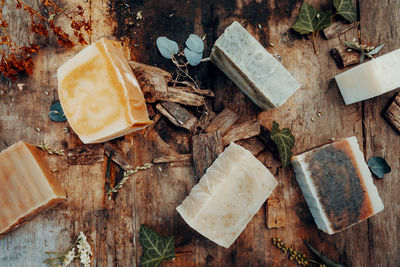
[291,136,384,235]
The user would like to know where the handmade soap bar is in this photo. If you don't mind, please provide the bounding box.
[335,48,400,105]
[58,38,152,144]
[210,21,300,110]
[0,141,65,237]
[176,142,278,248]
[291,137,384,235]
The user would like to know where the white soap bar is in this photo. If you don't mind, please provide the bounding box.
[210,21,300,110]
[58,38,152,144]
[335,48,400,105]
[176,142,278,248]
[291,137,384,235]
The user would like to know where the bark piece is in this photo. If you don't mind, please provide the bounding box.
[104,142,133,170]
[323,21,357,40]
[67,144,104,165]
[157,87,205,106]
[222,120,261,146]
[192,131,224,179]
[129,61,171,103]
[385,93,400,133]
[153,154,192,164]
[195,110,217,132]
[205,107,240,135]
[236,137,265,156]
[266,198,286,228]
[156,102,198,131]
[172,85,215,97]
[330,45,360,68]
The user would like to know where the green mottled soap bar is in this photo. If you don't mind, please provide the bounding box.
[210,21,300,111]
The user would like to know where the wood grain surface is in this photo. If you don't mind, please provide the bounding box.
[0,0,399,266]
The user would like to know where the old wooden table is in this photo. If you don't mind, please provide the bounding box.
[0,0,399,266]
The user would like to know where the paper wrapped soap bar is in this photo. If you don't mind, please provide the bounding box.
[335,48,400,105]
[0,141,65,237]
[58,38,152,144]
[177,142,278,248]
[210,21,300,111]
[291,137,384,235]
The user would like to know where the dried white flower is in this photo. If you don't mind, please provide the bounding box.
[62,248,76,267]
[77,232,92,267]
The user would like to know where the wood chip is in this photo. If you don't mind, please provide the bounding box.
[384,93,400,134]
[172,86,215,97]
[67,144,104,165]
[205,107,239,135]
[323,21,357,40]
[266,198,286,228]
[156,102,198,131]
[236,137,265,156]
[104,142,133,170]
[192,131,223,180]
[195,110,217,132]
[156,87,205,106]
[153,154,192,164]
[222,120,261,146]
[330,45,360,68]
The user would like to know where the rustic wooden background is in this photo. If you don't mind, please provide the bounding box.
[0,0,399,266]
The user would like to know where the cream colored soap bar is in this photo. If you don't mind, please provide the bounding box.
[0,141,66,237]
[211,21,300,110]
[58,38,152,144]
[335,48,400,105]
[176,142,278,248]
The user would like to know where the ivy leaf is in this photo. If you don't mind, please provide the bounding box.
[315,10,332,31]
[139,225,175,267]
[185,34,204,53]
[270,121,295,168]
[304,240,345,267]
[292,2,331,35]
[365,43,385,56]
[184,47,202,66]
[49,102,66,122]
[368,156,391,179]
[333,0,357,23]
[156,37,178,59]
[292,2,318,35]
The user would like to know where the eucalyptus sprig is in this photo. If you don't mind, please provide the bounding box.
[37,141,65,156]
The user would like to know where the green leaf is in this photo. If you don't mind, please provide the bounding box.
[139,225,175,267]
[315,10,332,31]
[365,43,385,56]
[368,156,391,179]
[270,121,295,168]
[49,102,66,122]
[292,2,331,35]
[304,240,345,267]
[333,0,357,23]
[292,2,318,35]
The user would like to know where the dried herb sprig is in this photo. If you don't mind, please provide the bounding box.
[44,231,92,267]
[345,39,385,63]
[37,141,65,156]
[106,162,152,200]
[272,238,320,266]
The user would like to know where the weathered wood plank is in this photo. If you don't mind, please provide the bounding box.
[204,107,239,135]
[67,144,104,165]
[156,102,198,131]
[323,21,357,40]
[222,120,261,146]
[359,1,400,266]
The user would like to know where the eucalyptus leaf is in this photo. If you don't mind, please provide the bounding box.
[365,43,385,56]
[368,156,391,178]
[185,34,204,53]
[333,0,357,23]
[156,37,179,59]
[184,47,202,66]
[270,121,295,168]
[49,102,66,122]
[139,225,175,267]
[304,240,345,267]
